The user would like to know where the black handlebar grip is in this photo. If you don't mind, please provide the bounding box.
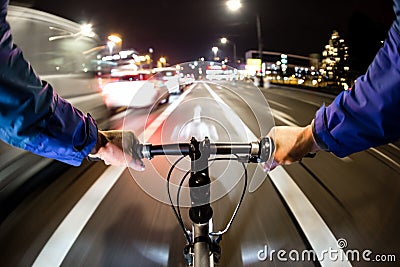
[87,155,102,162]
[258,136,275,163]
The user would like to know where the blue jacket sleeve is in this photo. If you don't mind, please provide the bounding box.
[0,0,97,166]
[314,18,400,157]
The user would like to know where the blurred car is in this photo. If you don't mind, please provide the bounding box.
[101,69,170,109]
[152,67,184,94]
[182,73,195,86]
[7,5,110,127]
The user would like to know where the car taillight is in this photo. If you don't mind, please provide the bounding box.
[142,74,151,80]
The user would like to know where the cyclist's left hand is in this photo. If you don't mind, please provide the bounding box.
[89,130,145,171]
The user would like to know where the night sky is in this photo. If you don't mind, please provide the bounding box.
[10,0,395,72]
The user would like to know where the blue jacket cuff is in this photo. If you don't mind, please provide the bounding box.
[314,103,348,158]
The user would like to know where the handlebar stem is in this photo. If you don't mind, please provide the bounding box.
[188,137,213,224]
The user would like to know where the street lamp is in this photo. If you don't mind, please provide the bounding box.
[107,34,122,55]
[149,48,154,68]
[226,0,242,11]
[159,57,167,67]
[220,37,237,64]
[225,1,264,87]
[108,34,122,44]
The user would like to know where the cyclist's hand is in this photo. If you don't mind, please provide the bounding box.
[263,124,319,171]
[89,130,145,171]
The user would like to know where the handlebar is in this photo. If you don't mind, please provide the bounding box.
[139,136,274,163]
[136,136,275,267]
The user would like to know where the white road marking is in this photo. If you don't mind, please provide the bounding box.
[388,143,400,151]
[204,83,352,266]
[32,84,196,267]
[339,156,353,163]
[32,166,126,267]
[370,147,400,169]
[142,84,196,141]
[268,88,327,107]
[269,167,351,267]
[267,99,293,111]
[203,82,255,141]
[270,108,298,127]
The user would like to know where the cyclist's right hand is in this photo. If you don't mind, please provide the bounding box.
[89,130,145,171]
[263,124,320,171]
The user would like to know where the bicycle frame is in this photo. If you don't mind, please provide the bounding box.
[187,137,214,267]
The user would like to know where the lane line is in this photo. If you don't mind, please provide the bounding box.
[267,99,293,111]
[270,108,298,127]
[32,84,197,267]
[204,83,351,267]
[32,166,126,267]
[370,147,400,169]
[267,87,330,107]
[203,82,255,141]
[142,84,196,141]
[388,143,400,151]
[269,167,351,267]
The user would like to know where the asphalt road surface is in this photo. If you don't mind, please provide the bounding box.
[0,82,399,267]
